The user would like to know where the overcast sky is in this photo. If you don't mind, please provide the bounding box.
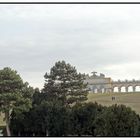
[1,3,140,89]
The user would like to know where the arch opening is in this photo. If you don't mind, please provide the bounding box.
[121,86,125,92]
[101,88,105,93]
[114,87,119,92]
[94,88,98,93]
[128,86,133,92]
[135,86,140,92]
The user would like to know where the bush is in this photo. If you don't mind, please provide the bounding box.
[94,104,140,136]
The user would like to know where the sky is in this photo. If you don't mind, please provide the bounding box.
[1,2,140,89]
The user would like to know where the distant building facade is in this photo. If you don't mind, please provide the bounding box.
[84,72,140,93]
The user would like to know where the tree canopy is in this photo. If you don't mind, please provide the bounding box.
[43,60,88,105]
[94,104,140,136]
[0,67,33,136]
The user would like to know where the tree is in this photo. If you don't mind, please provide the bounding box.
[43,60,88,105]
[94,104,140,136]
[32,88,43,106]
[69,102,105,136]
[10,100,70,136]
[40,101,69,136]
[0,67,33,136]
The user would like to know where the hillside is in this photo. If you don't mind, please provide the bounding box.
[87,92,140,114]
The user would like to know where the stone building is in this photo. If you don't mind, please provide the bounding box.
[84,72,140,93]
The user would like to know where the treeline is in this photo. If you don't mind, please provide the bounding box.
[0,60,140,136]
[10,102,140,136]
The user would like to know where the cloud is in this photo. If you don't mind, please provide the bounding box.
[0,4,140,88]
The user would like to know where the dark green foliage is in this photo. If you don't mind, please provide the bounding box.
[0,67,33,136]
[0,67,23,113]
[10,100,140,136]
[10,111,33,136]
[43,61,88,105]
[32,88,42,106]
[137,117,140,136]
[10,100,70,136]
[69,102,105,136]
[94,104,140,136]
[42,101,69,136]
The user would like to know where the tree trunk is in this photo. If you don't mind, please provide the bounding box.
[5,112,11,136]
[6,121,11,136]
[46,129,49,136]
[18,131,21,136]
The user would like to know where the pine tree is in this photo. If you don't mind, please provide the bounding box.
[43,61,88,105]
[0,67,33,136]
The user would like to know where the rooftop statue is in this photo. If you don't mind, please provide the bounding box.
[91,71,97,76]
[90,71,105,79]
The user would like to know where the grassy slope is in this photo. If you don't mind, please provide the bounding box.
[0,113,5,127]
[87,92,140,114]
